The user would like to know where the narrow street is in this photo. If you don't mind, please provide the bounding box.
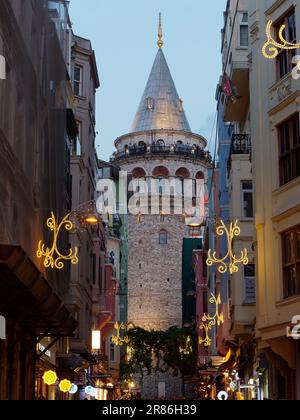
[0,0,299,403]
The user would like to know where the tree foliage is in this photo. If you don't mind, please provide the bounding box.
[119,326,197,381]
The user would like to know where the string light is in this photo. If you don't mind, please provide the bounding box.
[206,220,248,274]
[262,20,300,61]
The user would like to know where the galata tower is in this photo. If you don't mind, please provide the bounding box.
[111,16,211,398]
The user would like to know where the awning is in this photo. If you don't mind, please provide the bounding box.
[0,245,77,336]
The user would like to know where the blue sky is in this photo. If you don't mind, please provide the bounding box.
[69,0,226,161]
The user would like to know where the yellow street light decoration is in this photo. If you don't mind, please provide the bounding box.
[84,215,100,225]
[199,293,224,348]
[37,201,102,270]
[111,322,130,347]
[179,336,193,357]
[43,370,57,386]
[206,220,248,274]
[136,211,144,223]
[59,379,72,393]
[262,20,300,61]
[199,320,215,348]
[37,212,79,270]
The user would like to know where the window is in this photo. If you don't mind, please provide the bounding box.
[278,114,300,186]
[159,230,168,245]
[71,121,82,156]
[241,181,253,218]
[73,65,82,96]
[146,97,154,110]
[282,225,300,298]
[244,265,256,304]
[157,177,165,195]
[276,10,296,79]
[110,337,116,362]
[157,139,165,147]
[238,12,249,47]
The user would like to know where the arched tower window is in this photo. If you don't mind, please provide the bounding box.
[196,171,205,180]
[195,171,205,199]
[176,168,190,179]
[159,230,168,245]
[175,168,190,195]
[157,139,165,147]
[153,166,169,195]
[132,167,146,193]
[132,167,146,179]
[153,166,169,178]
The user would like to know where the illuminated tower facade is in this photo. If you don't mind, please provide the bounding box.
[110,16,211,398]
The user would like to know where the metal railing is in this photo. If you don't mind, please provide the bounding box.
[110,144,213,165]
[227,134,251,172]
[230,134,251,155]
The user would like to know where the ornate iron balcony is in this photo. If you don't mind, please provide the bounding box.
[227,134,251,172]
[230,134,251,155]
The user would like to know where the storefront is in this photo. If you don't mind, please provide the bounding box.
[0,245,77,400]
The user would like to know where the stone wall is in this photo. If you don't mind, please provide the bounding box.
[118,144,209,397]
[127,213,186,330]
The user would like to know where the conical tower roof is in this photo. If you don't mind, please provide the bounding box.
[131,18,191,133]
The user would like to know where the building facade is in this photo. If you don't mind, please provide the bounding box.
[64,33,101,383]
[0,0,77,400]
[249,0,300,400]
[208,0,257,399]
[210,0,300,400]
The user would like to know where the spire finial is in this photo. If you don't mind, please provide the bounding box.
[157,13,163,49]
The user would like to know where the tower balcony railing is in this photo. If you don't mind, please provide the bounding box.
[110,144,213,165]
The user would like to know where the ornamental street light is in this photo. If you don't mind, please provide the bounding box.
[262,20,300,62]
[206,220,249,274]
[37,200,102,270]
[199,293,224,348]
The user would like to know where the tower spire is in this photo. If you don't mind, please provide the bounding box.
[157,13,163,49]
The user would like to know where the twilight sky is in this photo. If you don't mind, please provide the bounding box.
[69,0,226,161]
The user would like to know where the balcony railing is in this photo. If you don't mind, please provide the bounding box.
[227,134,251,172]
[230,134,251,155]
[110,145,213,165]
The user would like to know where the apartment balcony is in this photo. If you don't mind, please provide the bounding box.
[110,145,213,166]
[227,134,251,172]
[224,61,249,123]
